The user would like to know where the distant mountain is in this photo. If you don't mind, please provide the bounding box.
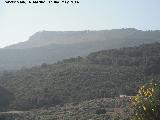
[1,28,160,70]
[5,28,160,49]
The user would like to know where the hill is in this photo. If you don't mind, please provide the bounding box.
[0,43,160,110]
[0,28,160,70]
[0,98,129,120]
[5,28,160,49]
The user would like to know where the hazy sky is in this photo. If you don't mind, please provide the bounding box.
[0,0,160,48]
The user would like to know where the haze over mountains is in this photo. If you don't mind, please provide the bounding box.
[0,28,160,119]
[1,28,160,70]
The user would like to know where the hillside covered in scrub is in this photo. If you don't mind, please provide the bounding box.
[1,28,160,70]
[0,43,160,110]
[0,98,130,120]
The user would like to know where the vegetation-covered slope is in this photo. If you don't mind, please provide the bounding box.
[0,86,14,111]
[0,43,160,110]
[0,98,129,120]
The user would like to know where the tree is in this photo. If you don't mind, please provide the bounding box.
[131,81,160,120]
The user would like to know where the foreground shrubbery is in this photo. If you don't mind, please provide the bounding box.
[131,81,160,120]
[0,98,129,120]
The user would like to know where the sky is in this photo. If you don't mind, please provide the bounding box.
[0,0,160,48]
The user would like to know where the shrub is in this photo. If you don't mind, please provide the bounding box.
[131,81,160,120]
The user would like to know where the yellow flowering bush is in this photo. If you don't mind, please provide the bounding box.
[131,82,160,120]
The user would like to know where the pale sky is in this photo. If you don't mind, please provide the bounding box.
[0,0,160,48]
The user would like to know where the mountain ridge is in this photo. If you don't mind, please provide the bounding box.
[5,28,160,49]
[1,28,160,70]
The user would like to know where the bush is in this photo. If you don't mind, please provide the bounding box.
[131,81,160,120]
[95,108,106,115]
